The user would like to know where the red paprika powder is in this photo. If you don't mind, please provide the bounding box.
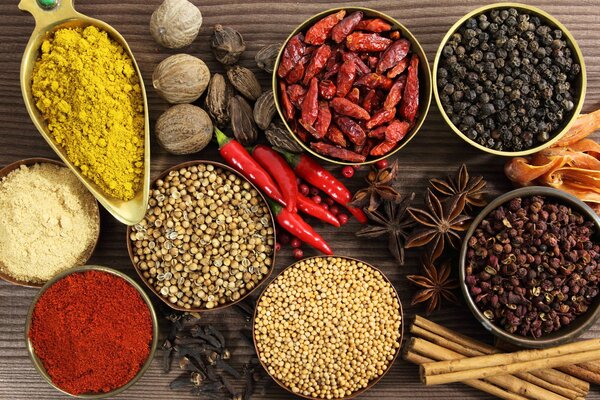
[29,270,153,395]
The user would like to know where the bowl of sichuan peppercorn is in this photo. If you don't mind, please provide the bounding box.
[460,187,600,348]
[434,3,586,156]
[273,7,432,165]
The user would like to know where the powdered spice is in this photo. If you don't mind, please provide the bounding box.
[29,270,153,395]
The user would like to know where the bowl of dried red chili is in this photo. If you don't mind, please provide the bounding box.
[25,265,158,398]
[273,7,432,165]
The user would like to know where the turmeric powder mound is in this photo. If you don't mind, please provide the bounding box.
[31,26,144,201]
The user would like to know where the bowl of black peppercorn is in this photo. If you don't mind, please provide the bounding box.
[434,3,586,156]
[459,187,600,348]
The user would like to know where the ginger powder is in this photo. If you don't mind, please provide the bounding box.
[31,26,144,201]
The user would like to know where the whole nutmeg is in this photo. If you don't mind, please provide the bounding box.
[153,54,210,103]
[211,24,246,65]
[227,65,262,101]
[150,0,202,49]
[155,104,213,155]
[204,73,234,128]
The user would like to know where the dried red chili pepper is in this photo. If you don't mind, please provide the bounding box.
[319,80,336,100]
[362,89,377,114]
[251,145,298,213]
[311,141,367,163]
[277,33,306,78]
[305,9,346,45]
[336,116,366,145]
[331,11,363,43]
[355,73,393,90]
[287,84,307,108]
[315,101,332,137]
[390,31,401,40]
[386,56,409,78]
[294,121,309,142]
[368,125,387,140]
[370,140,397,156]
[385,119,411,143]
[301,77,319,126]
[342,51,370,75]
[297,194,340,227]
[336,60,356,97]
[377,38,410,74]
[368,55,379,70]
[299,117,324,140]
[323,62,341,80]
[326,125,347,147]
[399,54,420,122]
[286,54,309,84]
[346,87,360,104]
[346,32,392,52]
[279,81,295,121]
[355,18,392,33]
[303,44,331,85]
[331,97,371,120]
[384,74,407,109]
[360,139,375,157]
[366,107,396,129]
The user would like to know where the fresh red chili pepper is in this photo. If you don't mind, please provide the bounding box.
[315,101,332,137]
[346,32,392,52]
[336,60,356,97]
[355,18,392,33]
[300,77,319,126]
[277,33,306,78]
[346,87,360,104]
[297,194,340,227]
[335,116,366,146]
[305,9,346,45]
[279,81,295,121]
[215,128,286,205]
[387,57,409,79]
[384,74,407,109]
[319,80,336,100]
[366,107,396,129]
[331,11,363,43]
[311,142,366,163]
[377,38,410,74]
[355,73,393,90]
[342,51,370,75]
[285,54,309,84]
[399,54,420,122]
[287,84,307,108]
[250,145,298,213]
[279,150,367,223]
[303,44,331,85]
[331,97,370,120]
[326,124,347,147]
[269,200,333,255]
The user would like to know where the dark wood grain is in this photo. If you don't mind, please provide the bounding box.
[1,0,599,399]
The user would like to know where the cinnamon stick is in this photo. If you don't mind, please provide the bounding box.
[558,364,600,386]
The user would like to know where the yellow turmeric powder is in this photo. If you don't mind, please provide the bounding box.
[31,26,144,201]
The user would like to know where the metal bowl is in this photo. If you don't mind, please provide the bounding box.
[433,2,587,157]
[0,158,100,288]
[459,187,600,348]
[25,265,159,398]
[253,255,404,399]
[272,7,432,166]
[126,160,276,313]
[18,0,150,224]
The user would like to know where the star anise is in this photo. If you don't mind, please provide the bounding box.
[405,190,472,262]
[407,257,459,315]
[429,163,488,208]
[355,193,415,265]
[349,160,401,212]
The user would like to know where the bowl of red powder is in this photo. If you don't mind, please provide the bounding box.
[25,266,158,398]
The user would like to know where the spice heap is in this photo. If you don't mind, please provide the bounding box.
[254,257,401,399]
[0,163,99,283]
[32,26,144,200]
[438,7,582,151]
[465,195,600,338]
[130,163,274,310]
[277,9,422,162]
[29,270,153,395]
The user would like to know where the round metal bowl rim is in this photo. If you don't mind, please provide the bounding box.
[271,6,433,166]
[459,187,600,348]
[24,265,159,398]
[432,2,587,157]
[126,159,276,313]
[252,254,404,399]
[0,157,101,288]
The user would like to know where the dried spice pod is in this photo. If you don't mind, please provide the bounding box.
[265,120,304,153]
[211,24,246,66]
[227,66,262,102]
[255,43,281,74]
[253,90,276,130]
[230,95,258,145]
[204,73,233,128]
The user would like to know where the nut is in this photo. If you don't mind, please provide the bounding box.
[155,104,213,155]
[153,54,210,104]
[150,0,202,49]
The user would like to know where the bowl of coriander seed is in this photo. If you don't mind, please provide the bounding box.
[127,160,276,312]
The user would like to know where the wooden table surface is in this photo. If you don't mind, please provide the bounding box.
[1,0,599,399]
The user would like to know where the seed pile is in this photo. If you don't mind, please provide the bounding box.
[465,196,600,338]
[438,7,581,152]
[254,257,401,399]
[130,163,274,310]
